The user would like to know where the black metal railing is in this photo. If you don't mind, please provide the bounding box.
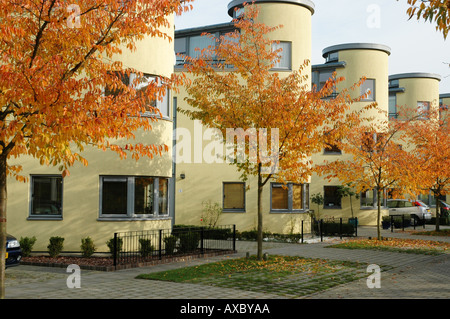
[112,225,236,267]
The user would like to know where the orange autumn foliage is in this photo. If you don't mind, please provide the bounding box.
[0,0,192,298]
[180,4,367,259]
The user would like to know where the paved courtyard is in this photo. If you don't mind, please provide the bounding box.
[4,226,450,301]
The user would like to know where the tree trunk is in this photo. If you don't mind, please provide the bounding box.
[435,195,440,232]
[377,189,381,240]
[257,163,263,260]
[0,154,7,299]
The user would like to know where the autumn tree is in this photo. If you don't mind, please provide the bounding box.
[315,117,415,240]
[180,4,365,259]
[401,107,450,231]
[402,0,450,39]
[0,0,191,299]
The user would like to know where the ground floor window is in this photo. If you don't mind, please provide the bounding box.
[270,183,309,212]
[100,176,169,218]
[30,175,63,218]
[324,186,341,209]
[361,188,387,208]
[223,182,245,212]
[417,192,446,207]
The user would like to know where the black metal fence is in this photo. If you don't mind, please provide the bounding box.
[112,225,236,267]
[312,217,358,241]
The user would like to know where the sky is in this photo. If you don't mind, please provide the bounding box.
[174,0,450,94]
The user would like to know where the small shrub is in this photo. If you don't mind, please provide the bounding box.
[47,236,64,258]
[139,238,154,258]
[164,235,178,255]
[19,236,37,257]
[80,237,96,257]
[178,232,200,253]
[106,237,123,255]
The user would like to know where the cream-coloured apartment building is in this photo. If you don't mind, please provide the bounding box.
[7,0,447,251]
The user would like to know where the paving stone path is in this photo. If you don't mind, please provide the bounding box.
[4,226,450,300]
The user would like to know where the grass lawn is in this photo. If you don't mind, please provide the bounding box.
[413,229,450,237]
[326,238,450,255]
[136,255,390,298]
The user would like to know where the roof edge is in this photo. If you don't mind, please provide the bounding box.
[322,43,391,57]
[389,72,442,82]
[227,0,315,17]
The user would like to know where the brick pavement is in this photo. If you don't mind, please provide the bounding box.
[4,226,450,300]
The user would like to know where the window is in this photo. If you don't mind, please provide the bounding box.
[360,190,374,208]
[389,93,397,119]
[324,186,341,209]
[325,52,339,63]
[175,37,187,65]
[100,176,169,218]
[223,182,245,212]
[361,132,386,153]
[360,189,387,209]
[361,78,375,101]
[389,79,399,88]
[270,183,309,212]
[312,69,337,97]
[130,73,170,118]
[105,72,170,118]
[30,176,63,218]
[272,41,291,70]
[188,35,216,60]
[360,189,386,208]
[417,101,430,120]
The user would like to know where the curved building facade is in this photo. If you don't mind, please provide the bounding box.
[8,18,176,252]
[389,73,441,120]
[173,0,315,234]
[311,43,391,225]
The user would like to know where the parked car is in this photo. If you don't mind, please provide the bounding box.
[438,200,450,218]
[5,234,22,268]
[387,199,432,226]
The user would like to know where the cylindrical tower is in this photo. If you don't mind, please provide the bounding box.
[228,0,315,84]
[389,73,441,120]
[440,93,450,122]
[318,43,391,120]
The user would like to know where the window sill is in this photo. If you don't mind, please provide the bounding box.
[323,152,342,155]
[270,68,292,72]
[223,209,246,213]
[270,210,308,214]
[360,206,388,210]
[323,207,342,210]
[27,216,63,221]
[97,216,172,222]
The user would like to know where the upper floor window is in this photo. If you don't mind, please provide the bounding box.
[361,78,375,101]
[312,69,337,98]
[389,79,399,88]
[325,52,338,63]
[417,101,430,120]
[187,35,216,60]
[272,41,291,70]
[105,72,170,119]
[389,93,398,119]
